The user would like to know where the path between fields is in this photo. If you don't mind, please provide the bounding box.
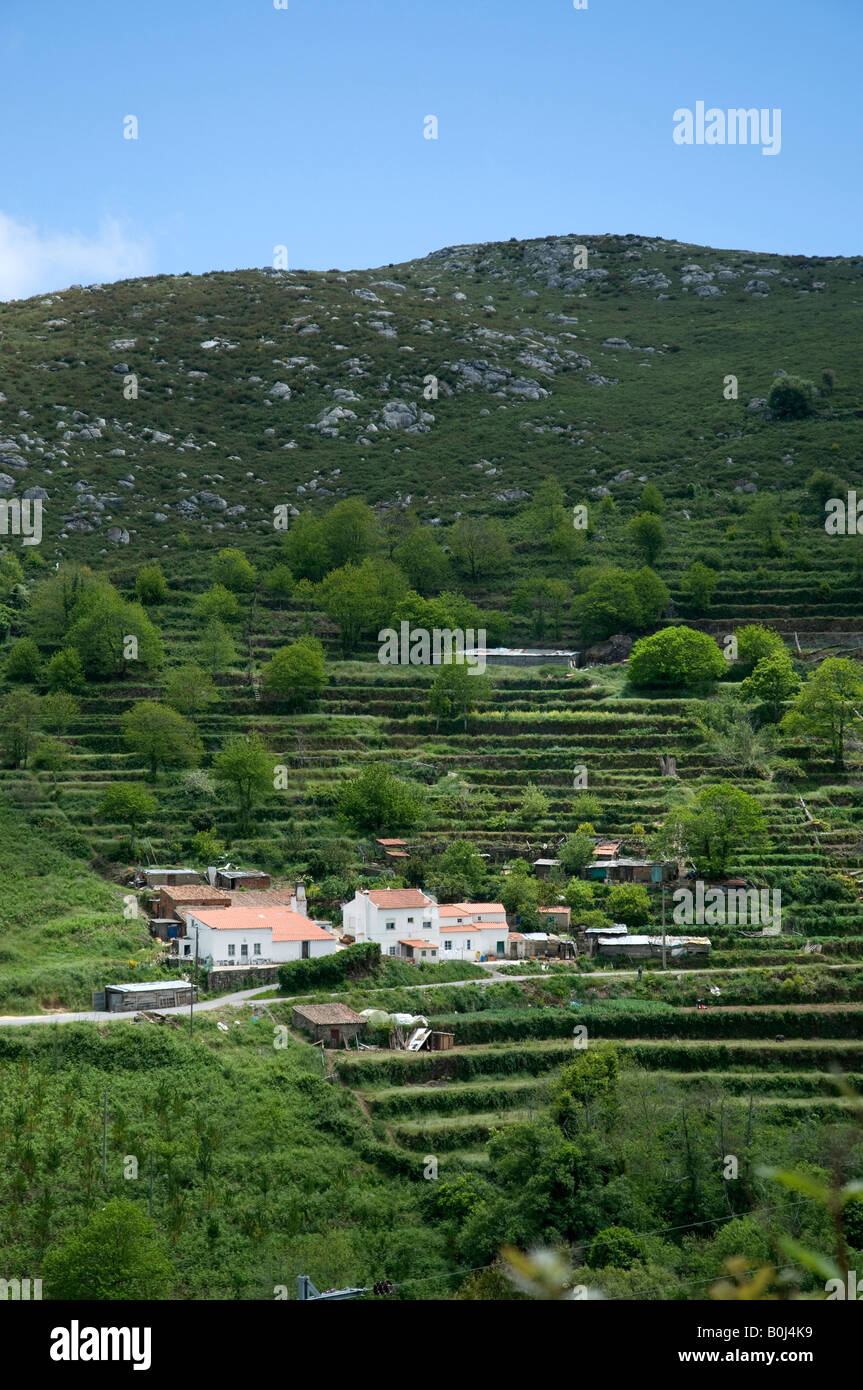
[0,962,856,1029]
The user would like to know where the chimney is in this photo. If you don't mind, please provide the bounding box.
[290,893,297,913]
[296,882,307,914]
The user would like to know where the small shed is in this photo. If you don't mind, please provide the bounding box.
[537,904,572,930]
[507,931,527,960]
[157,885,231,920]
[292,1004,368,1046]
[142,868,202,888]
[532,858,561,879]
[213,868,271,891]
[104,981,197,1012]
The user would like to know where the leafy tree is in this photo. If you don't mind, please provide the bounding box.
[336,763,426,835]
[193,584,241,623]
[262,563,295,604]
[741,650,800,723]
[213,731,273,832]
[283,512,331,581]
[41,691,81,735]
[4,637,41,680]
[639,483,664,515]
[658,783,769,876]
[681,560,718,613]
[498,869,542,928]
[767,374,816,420]
[746,494,786,558]
[191,829,226,864]
[135,564,168,604]
[564,877,595,912]
[806,469,845,512]
[605,882,651,927]
[428,661,492,730]
[322,499,379,569]
[432,840,488,900]
[519,783,550,821]
[391,589,488,635]
[31,734,71,796]
[27,564,102,645]
[628,512,665,565]
[0,689,42,766]
[101,782,159,855]
[164,663,220,718]
[522,476,568,543]
[261,636,326,709]
[42,1198,173,1300]
[211,547,257,592]
[558,831,595,876]
[735,624,785,674]
[631,566,670,625]
[198,619,236,675]
[549,1045,619,1132]
[393,528,450,594]
[628,626,726,690]
[319,558,408,654]
[44,646,85,692]
[121,700,202,779]
[588,1226,649,1270]
[782,657,863,770]
[66,594,164,679]
[511,578,572,640]
[574,570,642,643]
[449,518,511,583]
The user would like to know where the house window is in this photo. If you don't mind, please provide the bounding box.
[444,940,452,951]
[388,947,396,956]
[422,920,432,930]
[421,950,427,957]
[407,916,414,924]
[386,920,395,931]
[228,944,236,957]
[241,944,248,959]
[182,943,191,957]
[253,943,261,956]
[466,940,471,950]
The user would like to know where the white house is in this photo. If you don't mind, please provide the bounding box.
[438,903,508,961]
[341,889,439,958]
[180,905,339,966]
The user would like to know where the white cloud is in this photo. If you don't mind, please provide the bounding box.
[0,212,154,302]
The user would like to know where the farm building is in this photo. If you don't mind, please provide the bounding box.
[292,1004,368,1046]
[537,904,572,930]
[532,858,561,878]
[207,866,271,891]
[157,884,231,920]
[181,905,338,966]
[593,934,711,960]
[103,981,197,1013]
[522,932,577,959]
[586,856,676,885]
[507,932,527,959]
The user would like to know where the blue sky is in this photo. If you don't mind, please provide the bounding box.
[0,0,859,298]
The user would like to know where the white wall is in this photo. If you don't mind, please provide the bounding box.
[184,914,338,965]
[342,893,440,948]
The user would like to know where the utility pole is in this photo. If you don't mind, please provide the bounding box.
[661,885,667,971]
[298,1275,367,1301]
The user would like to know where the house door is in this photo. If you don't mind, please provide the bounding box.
[330,1029,339,1043]
[301,940,310,959]
[496,941,505,957]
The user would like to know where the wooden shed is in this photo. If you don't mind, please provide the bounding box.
[103,981,197,1013]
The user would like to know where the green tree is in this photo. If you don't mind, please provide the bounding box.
[511,578,572,640]
[44,647,85,692]
[0,689,42,766]
[639,483,664,515]
[66,594,164,678]
[164,663,220,718]
[558,831,595,876]
[588,1227,649,1270]
[735,624,785,674]
[806,469,845,513]
[449,518,511,583]
[121,701,202,780]
[628,512,665,565]
[322,499,379,569]
[319,558,408,654]
[659,783,769,876]
[564,877,595,912]
[605,882,651,927]
[101,782,159,855]
[262,563,295,605]
[628,626,726,690]
[768,375,816,420]
[198,619,236,675]
[519,783,550,821]
[4,636,41,680]
[336,764,426,835]
[261,636,326,709]
[782,657,863,770]
[432,840,488,900]
[393,528,450,594]
[283,512,331,581]
[42,1198,173,1300]
[27,564,102,645]
[428,661,492,730]
[135,564,168,604]
[211,547,257,592]
[631,567,670,625]
[741,650,800,723]
[41,691,81,735]
[193,584,241,623]
[213,731,273,833]
[31,735,71,796]
[574,570,642,643]
[549,1046,619,1133]
[681,561,718,613]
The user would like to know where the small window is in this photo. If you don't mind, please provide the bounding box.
[444,940,452,951]
[227,944,236,957]
[253,943,261,956]
[407,916,414,924]
[386,920,395,931]
[241,944,248,958]
[388,947,396,957]
[466,940,471,950]
[421,950,427,957]
[422,920,431,930]
[183,943,191,957]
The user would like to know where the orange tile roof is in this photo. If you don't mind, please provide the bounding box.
[191,907,335,942]
[367,890,431,908]
[161,885,231,903]
[439,902,506,917]
[399,939,438,949]
[376,838,407,846]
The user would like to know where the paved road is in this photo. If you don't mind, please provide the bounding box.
[0,961,854,1028]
